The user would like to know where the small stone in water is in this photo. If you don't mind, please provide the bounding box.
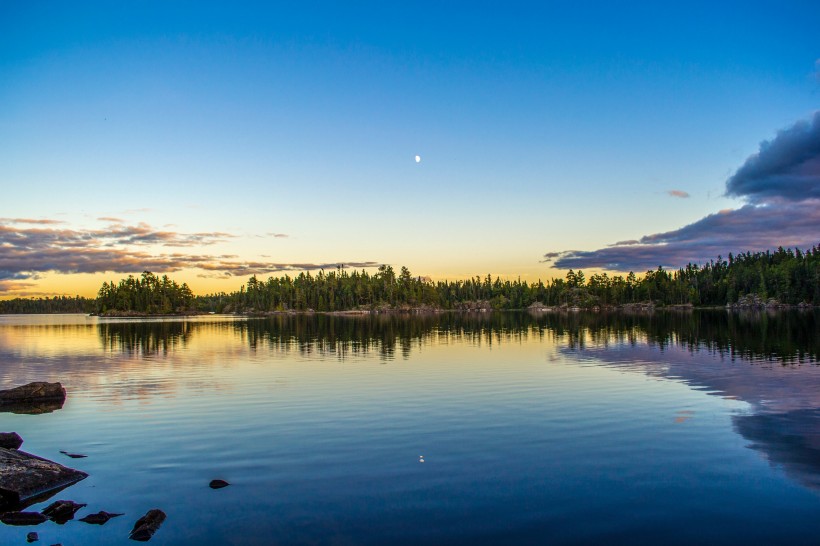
[59,450,87,459]
[0,512,47,526]
[26,531,38,542]
[129,508,166,541]
[41,499,87,524]
[209,479,230,489]
[79,511,124,525]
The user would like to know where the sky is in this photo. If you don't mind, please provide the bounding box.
[1,1,818,298]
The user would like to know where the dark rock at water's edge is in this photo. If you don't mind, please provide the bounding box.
[41,499,86,524]
[0,432,23,450]
[79,510,124,525]
[129,509,166,541]
[209,479,230,489]
[0,511,47,526]
[26,531,38,542]
[0,383,66,415]
[0,448,87,510]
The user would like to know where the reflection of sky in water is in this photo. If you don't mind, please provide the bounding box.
[1,312,820,545]
[563,328,820,493]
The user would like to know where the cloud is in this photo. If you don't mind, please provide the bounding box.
[544,112,820,272]
[667,190,690,198]
[725,111,820,202]
[97,216,124,223]
[0,280,37,293]
[267,233,289,238]
[0,220,379,292]
[0,218,65,225]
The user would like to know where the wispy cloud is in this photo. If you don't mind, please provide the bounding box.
[667,190,690,198]
[0,218,65,225]
[0,280,38,294]
[0,220,378,291]
[544,112,820,272]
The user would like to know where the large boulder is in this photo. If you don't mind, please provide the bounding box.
[0,432,23,449]
[0,448,87,510]
[0,382,66,414]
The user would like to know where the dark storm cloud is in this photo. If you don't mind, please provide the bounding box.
[725,111,820,202]
[544,113,820,272]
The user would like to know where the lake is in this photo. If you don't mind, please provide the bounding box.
[1,310,819,545]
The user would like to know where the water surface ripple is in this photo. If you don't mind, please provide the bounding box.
[0,311,818,545]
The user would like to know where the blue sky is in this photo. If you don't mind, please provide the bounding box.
[1,1,818,296]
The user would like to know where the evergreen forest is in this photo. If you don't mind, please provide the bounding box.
[0,245,817,315]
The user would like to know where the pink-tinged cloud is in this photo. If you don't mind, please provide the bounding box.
[544,112,820,272]
[0,220,378,290]
[545,203,820,272]
[0,280,37,293]
[0,218,65,225]
[667,190,690,198]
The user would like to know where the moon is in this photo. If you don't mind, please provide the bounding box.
[415,155,421,163]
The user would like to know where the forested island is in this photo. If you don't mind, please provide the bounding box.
[0,246,817,315]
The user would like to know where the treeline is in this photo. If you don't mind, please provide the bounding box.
[1,245,817,315]
[0,296,94,314]
[202,245,819,313]
[96,271,195,315]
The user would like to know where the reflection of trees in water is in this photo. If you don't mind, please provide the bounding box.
[98,321,194,356]
[552,310,818,363]
[95,310,818,362]
[232,312,547,359]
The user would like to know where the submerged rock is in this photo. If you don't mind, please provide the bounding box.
[0,432,23,450]
[79,511,124,525]
[0,383,66,415]
[59,451,87,459]
[209,479,230,489]
[0,448,87,510]
[42,499,87,523]
[0,511,47,526]
[26,531,38,542]
[129,509,166,541]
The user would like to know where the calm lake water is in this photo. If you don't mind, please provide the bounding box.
[1,310,819,545]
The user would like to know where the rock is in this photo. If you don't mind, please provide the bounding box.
[0,432,23,450]
[79,511,124,525]
[41,499,86,524]
[129,509,166,541]
[26,531,38,542]
[0,383,66,415]
[209,479,229,489]
[0,511,47,526]
[0,448,87,510]
[0,382,65,404]
[59,451,87,459]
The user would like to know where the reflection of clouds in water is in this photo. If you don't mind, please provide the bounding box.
[674,410,695,424]
[568,341,820,492]
[734,410,820,491]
